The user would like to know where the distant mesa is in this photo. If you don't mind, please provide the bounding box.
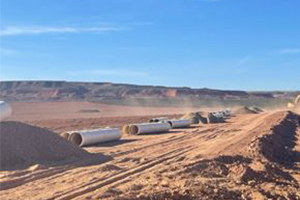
[0,81,298,108]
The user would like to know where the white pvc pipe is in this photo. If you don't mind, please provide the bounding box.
[127,123,171,135]
[0,101,12,122]
[68,128,122,147]
[167,119,191,128]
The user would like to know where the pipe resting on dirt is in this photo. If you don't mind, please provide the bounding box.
[167,119,192,128]
[124,123,171,135]
[67,128,122,147]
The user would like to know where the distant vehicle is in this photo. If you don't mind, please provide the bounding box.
[287,94,300,109]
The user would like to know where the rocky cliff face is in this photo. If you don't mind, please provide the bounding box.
[0,81,297,102]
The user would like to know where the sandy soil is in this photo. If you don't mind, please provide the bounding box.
[6,102,196,133]
[8,102,199,121]
[1,103,300,199]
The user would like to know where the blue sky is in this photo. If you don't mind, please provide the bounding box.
[0,0,299,90]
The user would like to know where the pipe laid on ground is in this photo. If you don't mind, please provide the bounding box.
[68,128,122,147]
[0,101,12,122]
[127,122,171,135]
[167,119,191,128]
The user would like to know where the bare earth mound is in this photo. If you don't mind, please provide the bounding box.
[233,106,259,114]
[248,111,300,164]
[0,121,91,170]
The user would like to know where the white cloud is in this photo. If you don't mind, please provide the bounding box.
[0,25,124,36]
[274,48,300,55]
[66,69,149,77]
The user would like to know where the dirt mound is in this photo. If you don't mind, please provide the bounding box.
[250,106,264,113]
[181,112,208,124]
[0,121,91,170]
[233,106,260,114]
[248,111,300,165]
[182,111,226,124]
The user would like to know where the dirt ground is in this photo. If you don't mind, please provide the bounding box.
[1,102,300,199]
[8,102,199,121]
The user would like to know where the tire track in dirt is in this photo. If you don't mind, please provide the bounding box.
[0,154,111,191]
[46,146,197,200]
[0,130,200,200]
[59,124,244,200]
[0,166,73,191]
[66,115,266,200]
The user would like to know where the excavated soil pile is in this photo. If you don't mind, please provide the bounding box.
[182,111,226,124]
[0,121,91,170]
[248,111,300,165]
[251,106,264,113]
[181,112,208,124]
[233,106,260,115]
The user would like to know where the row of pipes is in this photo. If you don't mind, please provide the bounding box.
[0,101,231,148]
[64,119,192,147]
[122,119,192,135]
[0,101,192,147]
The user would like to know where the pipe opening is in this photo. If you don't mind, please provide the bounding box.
[167,121,173,128]
[70,132,83,146]
[129,125,139,135]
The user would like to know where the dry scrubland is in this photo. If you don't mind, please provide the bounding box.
[0,102,300,199]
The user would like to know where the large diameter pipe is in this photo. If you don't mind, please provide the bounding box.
[0,101,12,122]
[128,123,171,135]
[167,119,191,128]
[68,128,122,147]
